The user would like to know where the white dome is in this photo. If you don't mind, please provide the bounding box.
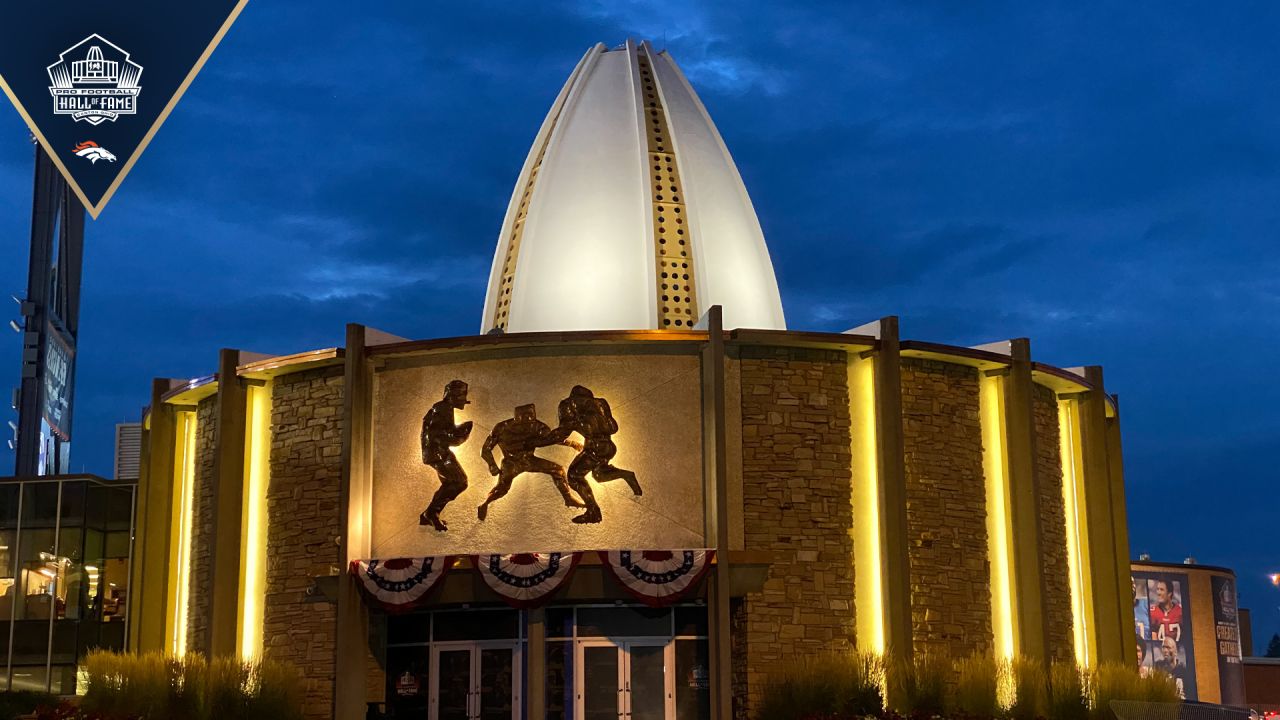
[481,40,786,333]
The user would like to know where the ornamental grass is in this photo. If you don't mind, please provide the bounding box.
[755,650,1181,720]
[78,649,302,720]
[756,651,884,720]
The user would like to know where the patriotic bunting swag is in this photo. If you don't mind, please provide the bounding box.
[350,556,451,613]
[351,549,713,610]
[476,552,581,608]
[599,549,715,607]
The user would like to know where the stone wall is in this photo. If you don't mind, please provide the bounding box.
[737,345,854,716]
[900,358,993,657]
[264,367,344,720]
[1033,383,1075,662]
[187,395,218,656]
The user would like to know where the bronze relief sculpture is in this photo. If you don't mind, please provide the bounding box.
[416,381,641,530]
[549,385,643,524]
[419,380,474,531]
[476,403,586,521]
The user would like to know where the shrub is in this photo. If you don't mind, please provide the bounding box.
[885,651,948,717]
[953,653,1001,719]
[756,652,883,720]
[0,690,59,720]
[1047,660,1089,720]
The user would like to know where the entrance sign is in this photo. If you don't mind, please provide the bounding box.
[0,1,249,218]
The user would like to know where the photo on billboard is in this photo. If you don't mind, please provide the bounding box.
[1132,570,1197,700]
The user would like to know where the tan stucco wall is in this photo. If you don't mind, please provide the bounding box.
[370,347,705,557]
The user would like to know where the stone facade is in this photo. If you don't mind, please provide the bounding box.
[264,367,345,720]
[1032,384,1075,662]
[737,345,854,717]
[900,358,993,657]
[187,395,218,656]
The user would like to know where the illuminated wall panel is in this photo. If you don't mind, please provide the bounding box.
[849,355,884,653]
[165,409,197,656]
[1058,397,1096,666]
[237,384,271,661]
[980,374,1017,660]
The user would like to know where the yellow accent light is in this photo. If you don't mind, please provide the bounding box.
[1058,398,1095,667]
[980,374,1017,661]
[237,383,272,661]
[166,410,197,656]
[849,355,884,654]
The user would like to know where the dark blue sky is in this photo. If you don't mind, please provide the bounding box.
[1,2,1276,647]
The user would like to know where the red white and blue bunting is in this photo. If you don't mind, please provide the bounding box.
[475,552,581,608]
[351,549,716,611]
[350,556,451,613]
[598,549,715,607]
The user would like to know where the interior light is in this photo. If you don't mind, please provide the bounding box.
[84,565,98,572]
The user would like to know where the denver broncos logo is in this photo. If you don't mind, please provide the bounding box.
[72,141,116,164]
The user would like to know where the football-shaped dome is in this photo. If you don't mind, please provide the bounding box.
[481,40,786,333]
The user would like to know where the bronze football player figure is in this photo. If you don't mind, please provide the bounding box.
[549,385,642,524]
[419,380,474,531]
[476,404,586,521]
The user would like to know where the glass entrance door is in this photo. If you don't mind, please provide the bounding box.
[429,642,520,720]
[577,640,673,720]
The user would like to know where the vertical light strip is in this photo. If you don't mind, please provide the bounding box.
[1058,398,1095,667]
[237,383,271,661]
[166,410,197,657]
[638,47,700,328]
[849,355,884,653]
[980,375,1017,660]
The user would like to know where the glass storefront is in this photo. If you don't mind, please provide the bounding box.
[383,605,710,720]
[0,476,135,694]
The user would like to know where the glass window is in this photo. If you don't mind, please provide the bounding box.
[385,645,429,718]
[10,665,49,693]
[674,605,708,637]
[545,607,574,639]
[58,482,86,527]
[386,612,430,646]
[106,487,133,531]
[432,609,519,641]
[576,606,671,638]
[17,528,57,621]
[48,665,77,695]
[0,485,20,528]
[0,528,18,602]
[675,638,712,720]
[21,484,58,526]
[12,620,49,666]
[545,640,573,720]
[85,485,107,530]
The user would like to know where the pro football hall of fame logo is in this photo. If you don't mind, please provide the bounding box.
[47,34,143,125]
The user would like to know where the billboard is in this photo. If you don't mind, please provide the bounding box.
[41,321,75,441]
[1211,575,1246,707]
[1133,570,1197,700]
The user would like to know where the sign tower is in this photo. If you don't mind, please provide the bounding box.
[12,142,83,475]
